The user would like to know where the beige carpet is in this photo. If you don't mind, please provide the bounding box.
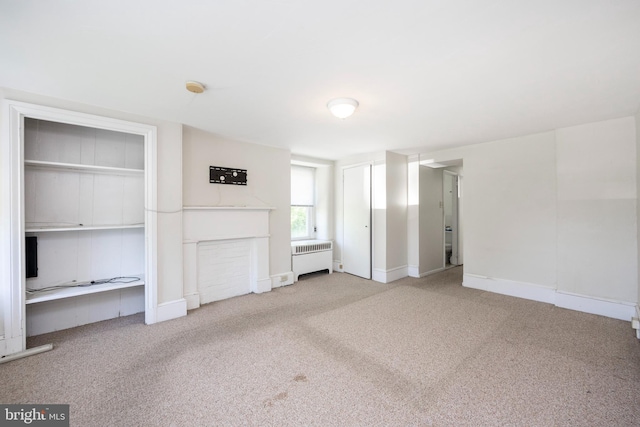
[2,267,639,426]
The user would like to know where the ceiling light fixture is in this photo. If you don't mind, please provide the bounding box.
[186,81,205,94]
[327,98,359,119]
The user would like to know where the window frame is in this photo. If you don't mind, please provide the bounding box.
[290,165,316,241]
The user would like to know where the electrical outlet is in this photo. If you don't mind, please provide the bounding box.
[339,264,343,269]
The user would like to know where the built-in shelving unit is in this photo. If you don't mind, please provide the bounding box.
[22,116,147,336]
[1,100,159,358]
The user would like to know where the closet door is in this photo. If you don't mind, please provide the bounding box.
[343,164,371,279]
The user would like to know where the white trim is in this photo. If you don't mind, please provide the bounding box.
[144,124,158,324]
[0,336,23,359]
[555,291,635,322]
[634,305,640,339]
[255,278,272,293]
[372,269,386,283]
[463,273,636,321]
[155,299,188,323]
[184,293,200,311]
[271,272,294,288]
[372,265,408,284]
[408,265,447,278]
[463,274,556,304]
[333,261,344,272]
[1,100,26,356]
[419,267,445,278]
[408,266,420,278]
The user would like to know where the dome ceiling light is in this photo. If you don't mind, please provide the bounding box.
[327,98,359,119]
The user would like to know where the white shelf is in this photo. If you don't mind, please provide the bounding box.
[26,277,144,305]
[24,160,144,175]
[25,224,144,233]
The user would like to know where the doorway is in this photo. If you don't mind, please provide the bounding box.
[443,170,459,268]
[416,157,463,276]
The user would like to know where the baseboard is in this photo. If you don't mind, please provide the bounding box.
[408,266,419,278]
[184,293,200,310]
[634,306,640,339]
[254,278,272,294]
[420,267,445,278]
[372,265,408,284]
[155,298,187,323]
[463,274,556,304]
[555,291,636,322]
[271,271,294,288]
[463,273,636,322]
[408,265,444,278]
[333,261,344,273]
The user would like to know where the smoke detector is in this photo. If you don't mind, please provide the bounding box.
[186,81,205,94]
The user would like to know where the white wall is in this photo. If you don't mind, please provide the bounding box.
[419,116,638,319]
[407,155,420,276]
[182,126,291,277]
[385,151,408,275]
[0,87,184,309]
[465,131,558,287]
[556,117,637,302]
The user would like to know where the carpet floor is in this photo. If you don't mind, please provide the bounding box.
[2,267,639,426]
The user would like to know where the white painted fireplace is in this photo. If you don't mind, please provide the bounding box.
[182,207,274,309]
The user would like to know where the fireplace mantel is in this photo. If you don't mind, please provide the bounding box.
[182,206,274,309]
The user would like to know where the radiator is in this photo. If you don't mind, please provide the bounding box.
[291,240,333,282]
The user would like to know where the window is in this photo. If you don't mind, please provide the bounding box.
[291,165,315,240]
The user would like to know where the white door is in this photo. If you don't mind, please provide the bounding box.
[419,166,444,274]
[450,175,459,265]
[343,164,371,279]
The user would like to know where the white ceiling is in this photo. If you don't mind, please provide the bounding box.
[1,0,639,160]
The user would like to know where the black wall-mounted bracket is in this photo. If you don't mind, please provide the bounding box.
[209,166,247,185]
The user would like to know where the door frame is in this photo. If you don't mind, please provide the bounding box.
[443,170,459,267]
